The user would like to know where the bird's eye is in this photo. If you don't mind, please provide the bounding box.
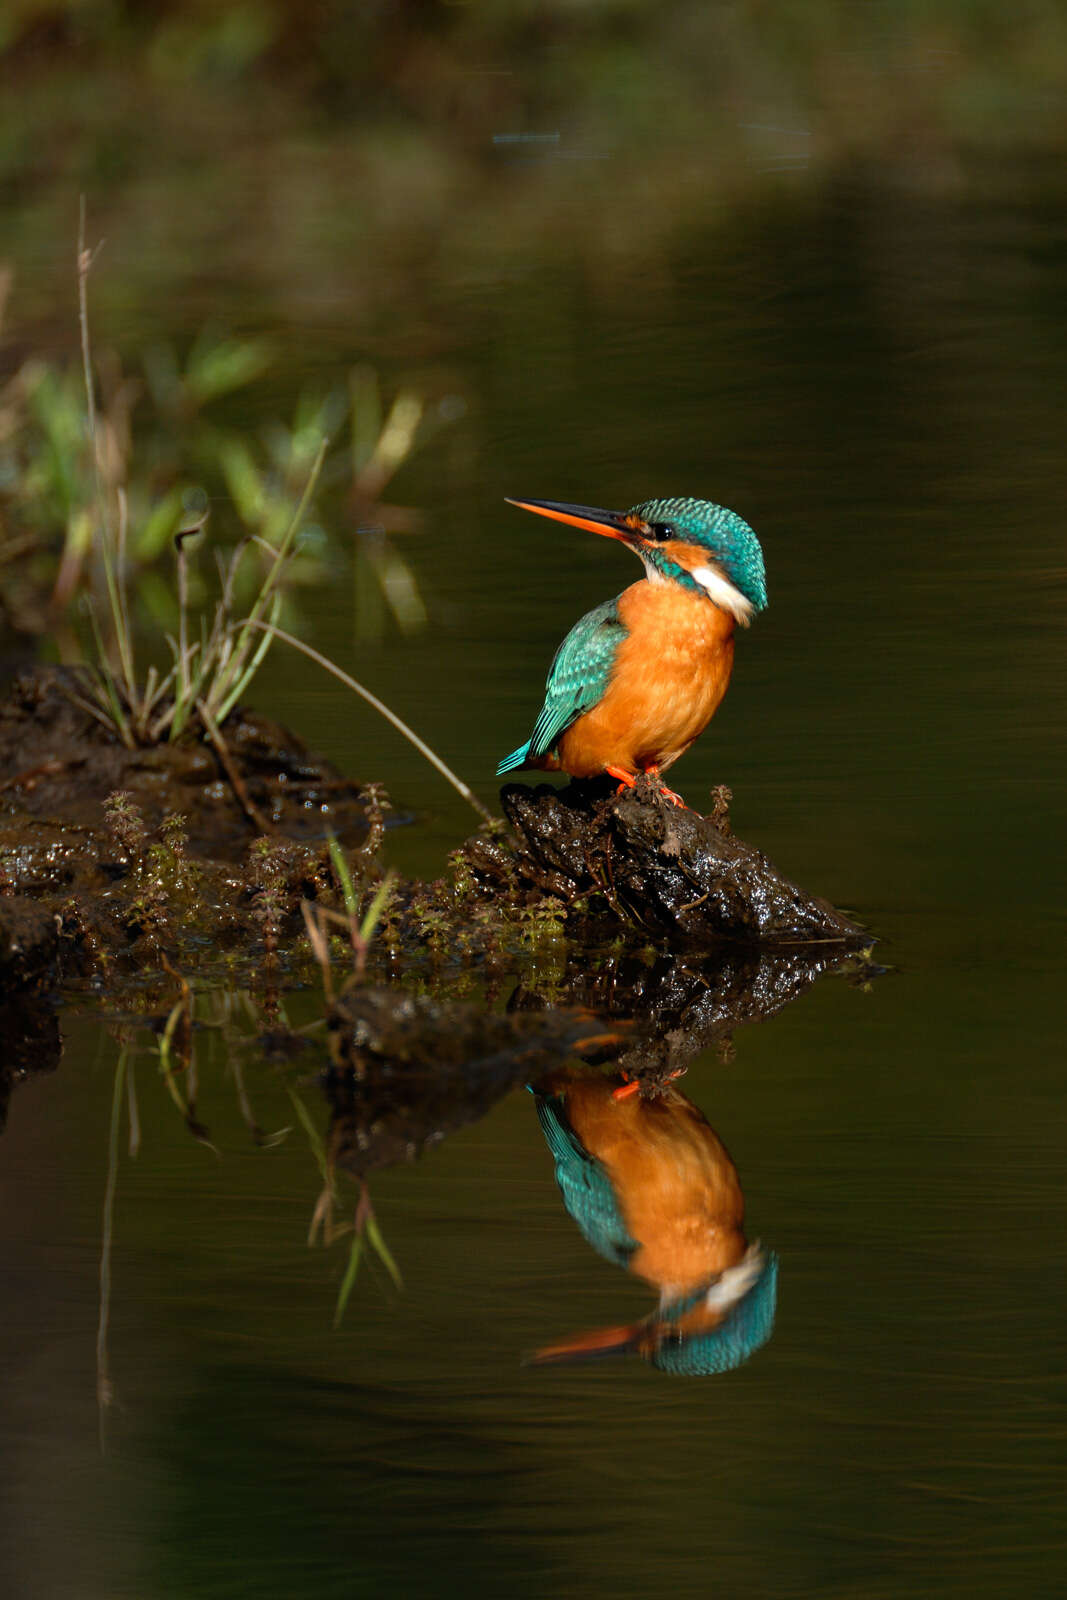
[649,522,675,542]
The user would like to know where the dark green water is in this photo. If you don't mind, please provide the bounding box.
[2,52,1066,1600]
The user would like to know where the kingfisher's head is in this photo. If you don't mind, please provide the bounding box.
[527,1245,778,1376]
[506,494,767,625]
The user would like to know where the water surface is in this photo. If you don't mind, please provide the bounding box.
[2,35,1065,1599]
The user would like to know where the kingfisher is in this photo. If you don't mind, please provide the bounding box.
[496,496,767,804]
[528,1067,777,1375]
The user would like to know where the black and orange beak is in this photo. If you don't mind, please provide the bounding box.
[506,497,647,547]
[525,1320,650,1366]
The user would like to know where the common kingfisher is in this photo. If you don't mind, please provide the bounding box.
[497,496,767,803]
[528,1067,777,1375]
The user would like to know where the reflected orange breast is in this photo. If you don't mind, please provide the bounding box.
[561,1077,747,1294]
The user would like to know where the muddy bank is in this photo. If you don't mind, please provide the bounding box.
[0,665,387,989]
[0,666,374,860]
[0,664,881,1191]
[462,776,866,948]
[0,666,871,1023]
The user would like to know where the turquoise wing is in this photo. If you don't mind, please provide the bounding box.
[652,1255,779,1376]
[535,1091,637,1268]
[497,597,626,774]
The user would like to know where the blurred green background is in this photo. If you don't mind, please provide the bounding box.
[1,6,1065,1598]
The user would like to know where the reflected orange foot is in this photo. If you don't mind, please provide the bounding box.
[613,1064,686,1102]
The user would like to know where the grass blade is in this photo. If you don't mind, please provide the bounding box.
[210,590,283,727]
[229,619,493,823]
[286,1087,329,1181]
[359,871,395,945]
[83,596,133,749]
[364,1210,404,1292]
[207,437,328,724]
[333,1233,363,1328]
[327,833,358,919]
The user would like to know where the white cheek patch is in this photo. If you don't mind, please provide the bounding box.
[704,1244,765,1313]
[688,563,754,625]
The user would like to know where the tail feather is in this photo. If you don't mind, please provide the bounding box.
[496,743,530,776]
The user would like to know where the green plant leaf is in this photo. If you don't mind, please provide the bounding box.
[333,1234,363,1328]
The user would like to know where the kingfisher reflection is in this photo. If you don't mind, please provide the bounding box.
[529,1066,776,1375]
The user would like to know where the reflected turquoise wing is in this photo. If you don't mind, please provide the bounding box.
[535,1091,636,1268]
[497,597,626,774]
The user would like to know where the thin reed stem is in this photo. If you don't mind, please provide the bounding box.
[77,198,102,511]
[229,618,493,824]
[206,437,329,725]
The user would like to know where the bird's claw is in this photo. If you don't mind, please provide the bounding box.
[644,766,687,809]
[605,764,688,809]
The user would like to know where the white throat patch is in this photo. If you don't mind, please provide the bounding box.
[637,551,669,585]
[659,1242,764,1313]
[687,563,755,625]
[703,1244,765,1312]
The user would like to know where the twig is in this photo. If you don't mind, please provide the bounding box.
[77,197,104,511]
[231,619,494,824]
[197,698,278,836]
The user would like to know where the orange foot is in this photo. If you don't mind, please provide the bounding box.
[605,763,637,795]
[604,764,688,808]
[644,766,687,809]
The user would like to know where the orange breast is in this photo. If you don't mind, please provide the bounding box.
[561,1077,747,1294]
[555,580,736,779]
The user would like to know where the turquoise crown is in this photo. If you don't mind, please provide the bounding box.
[631,496,768,612]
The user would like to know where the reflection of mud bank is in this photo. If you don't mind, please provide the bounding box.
[320,934,876,1182]
[324,988,626,1178]
[0,990,61,1132]
[511,942,868,1080]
